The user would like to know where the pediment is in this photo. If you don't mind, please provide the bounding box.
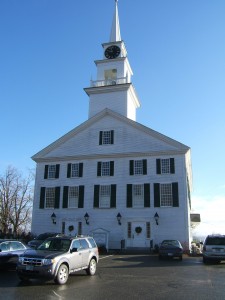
[32,108,189,162]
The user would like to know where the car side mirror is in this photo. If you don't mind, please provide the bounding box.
[71,247,78,253]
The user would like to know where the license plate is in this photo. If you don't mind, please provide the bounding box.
[26,265,34,271]
[212,248,224,252]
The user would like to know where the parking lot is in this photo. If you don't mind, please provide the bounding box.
[1,254,225,300]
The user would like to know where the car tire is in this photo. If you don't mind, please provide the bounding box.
[158,255,162,260]
[18,275,30,283]
[86,258,97,276]
[203,257,208,264]
[54,264,69,285]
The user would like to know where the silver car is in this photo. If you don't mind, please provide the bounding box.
[202,234,225,264]
[17,236,99,284]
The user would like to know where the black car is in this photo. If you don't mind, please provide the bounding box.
[0,239,29,269]
[158,239,183,260]
[27,232,60,249]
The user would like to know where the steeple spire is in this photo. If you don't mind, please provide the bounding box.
[109,0,121,42]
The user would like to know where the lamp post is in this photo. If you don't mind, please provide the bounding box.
[117,213,122,225]
[84,213,89,225]
[51,213,56,224]
[154,212,159,225]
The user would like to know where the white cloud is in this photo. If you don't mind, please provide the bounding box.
[191,194,225,238]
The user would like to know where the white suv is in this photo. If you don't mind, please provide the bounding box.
[202,234,225,264]
[17,235,99,284]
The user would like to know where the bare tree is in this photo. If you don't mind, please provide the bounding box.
[0,166,33,236]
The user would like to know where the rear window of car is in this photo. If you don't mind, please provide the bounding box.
[206,237,225,246]
[87,238,97,248]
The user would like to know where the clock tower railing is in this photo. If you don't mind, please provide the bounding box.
[90,76,127,87]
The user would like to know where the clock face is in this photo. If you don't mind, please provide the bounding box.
[104,45,121,59]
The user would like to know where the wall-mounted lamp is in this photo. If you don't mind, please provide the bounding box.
[117,213,122,225]
[84,212,89,225]
[154,212,159,225]
[51,213,56,224]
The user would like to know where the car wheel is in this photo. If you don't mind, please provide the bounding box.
[86,258,97,276]
[203,257,208,264]
[55,264,69,285]
[18,275,30,283]
[158,255,162,260]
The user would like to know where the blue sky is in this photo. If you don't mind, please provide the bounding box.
[1,0,225,237]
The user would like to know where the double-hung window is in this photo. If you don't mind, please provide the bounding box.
[39,187,60,209]
[133,184,144,208]
[97,161,114,176]
[126,183,150,208]
[45,188,55,208]
[99,130,114,145]
[99,185,111,208]
[156,158,175,174]
[68,186,79,208]
[62,186,84,209]
[67,163,83,178]
[154,182,179,207]
[130,159,147,175]
[94,184,116,208]
[160,184,173,206]
[44,164,60,179]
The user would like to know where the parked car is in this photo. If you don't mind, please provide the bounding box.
[27,232,60,249]
[0,239,29,269]
[202,234,225,264]
[158,239,183,260]
[17,235,99,285]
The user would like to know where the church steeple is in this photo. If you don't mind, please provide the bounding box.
[84,0,141,121]
[109,0,121,42]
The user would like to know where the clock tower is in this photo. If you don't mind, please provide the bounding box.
[84,0,140,121]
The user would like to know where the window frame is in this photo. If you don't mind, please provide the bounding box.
[99,130,114,145]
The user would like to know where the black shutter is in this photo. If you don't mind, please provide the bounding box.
[44,165,48,179]
[79,163,83,177]
[97,162,101,176]
[54,187,60,208]
[110,130,114,144]
[94,185,100,208]
[156,159,161,174]
[40,187,45,209]
[110,184,116,208]
[127,184,133,207]
[78,186,84,208]
[99,131,103,145]
[55,164,60,178]
[154,183,160,207]
[170,158,175,174]
[143,159,147,175]
[67,164,71,178]
[172,182,179,207]
[63,186,69,208]
[129,160,134,175]
[110,161,114,176]
[144,184,150,207]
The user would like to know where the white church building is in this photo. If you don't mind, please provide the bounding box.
[31,1,193,251]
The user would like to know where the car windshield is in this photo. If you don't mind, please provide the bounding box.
[38,239,71,251]
[162,240,180,247]
[36,234,50,240]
